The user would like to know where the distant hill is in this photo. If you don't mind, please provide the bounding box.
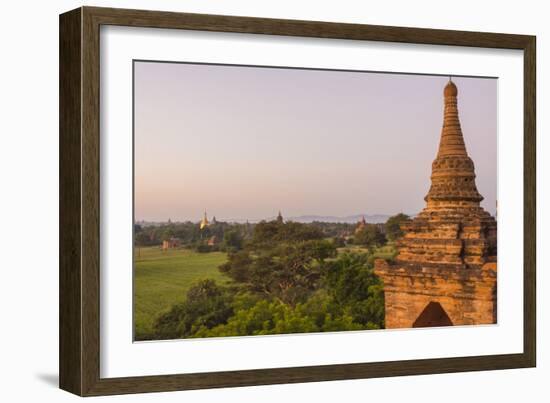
[281,214,391,224]
[217,214,394,224]
[137,213,410,225]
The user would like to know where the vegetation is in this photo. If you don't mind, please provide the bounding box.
[144,219,394,340]
[153,279,234,340]
[220,221,335,306]
[385,213,410,241]
[354,224,386,248]
[134,247,228,340]
[134,220,252,251]
[222,229,244,252]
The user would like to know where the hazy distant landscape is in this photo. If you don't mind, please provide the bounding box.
[136,213,398,226]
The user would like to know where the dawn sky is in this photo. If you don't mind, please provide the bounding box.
[134,61,497,222]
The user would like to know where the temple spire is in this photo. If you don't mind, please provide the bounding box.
[200,210,209,230]
[437,79,468,157]
[424,80,483,206]
[374,77,497,330]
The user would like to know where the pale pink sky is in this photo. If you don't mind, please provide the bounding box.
[134,61,497,222]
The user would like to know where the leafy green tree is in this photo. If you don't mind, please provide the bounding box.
[250,221,324,249]
[354,224,387,249]
[161,227,176,241]
[220,239,336,306]
[135,231,153,246]
[194,300,298,337]
[324,252,384,328]
[385,213,410,241]
[332,236,346,248]
[219,221,335,306]
[192,292,363,338]
[195,243,214,253]
[153,279,233,340]
[223,229,243,252]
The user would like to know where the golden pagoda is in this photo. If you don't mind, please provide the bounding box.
[199,210,209,230]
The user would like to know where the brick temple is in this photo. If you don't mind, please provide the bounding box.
[375,80,497,329]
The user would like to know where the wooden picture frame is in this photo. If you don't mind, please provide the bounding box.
[59,6,536,396]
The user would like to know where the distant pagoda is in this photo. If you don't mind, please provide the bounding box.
[375,80,497,328]
[199,210,209,230]
[355,216,367,234]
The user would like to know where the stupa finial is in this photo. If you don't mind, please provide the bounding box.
[424,80,483,205]
[438,79,464,157]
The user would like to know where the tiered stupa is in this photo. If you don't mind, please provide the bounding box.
[355,216,367,234]
[375,80,497,328]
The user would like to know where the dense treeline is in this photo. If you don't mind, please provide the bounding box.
[134,213,410,251]
[134,220,251,252]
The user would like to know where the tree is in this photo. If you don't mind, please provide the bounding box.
[161,227,175,241]
[332,236,346,248]
[135,231,153,246]
[218,221,335,306]
[153,279,233,340]
[223,229,243,252]
[385,213,410,241]
[192,292,363,338]
[250,220,324,249]
[220,239,336,306]
[354,224,386,249]
[324,252,384,328]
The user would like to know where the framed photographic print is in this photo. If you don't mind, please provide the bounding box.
[59,6,536,396]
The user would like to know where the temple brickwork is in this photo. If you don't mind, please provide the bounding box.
[375,80,497,329]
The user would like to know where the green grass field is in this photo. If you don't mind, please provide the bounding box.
[373,244,397,260]
[134,247,228,339]
[337,244,397,260]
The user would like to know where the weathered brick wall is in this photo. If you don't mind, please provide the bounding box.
[376,260,496,328]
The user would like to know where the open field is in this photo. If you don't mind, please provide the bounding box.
[337,244,397,260]
[134,247,228,339]
[373,244,398,260]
